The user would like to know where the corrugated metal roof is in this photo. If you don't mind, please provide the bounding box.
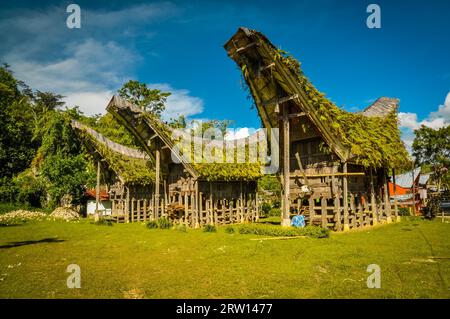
[362,97,399,118]
[419,173,431,185]
[391,167,421,188]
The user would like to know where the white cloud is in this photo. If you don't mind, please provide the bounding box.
[1,3,180,116]
[9,39,135,94]
[63,90,114,116]
[224,128,251,140]
[399,92,450,153]
[151,83,204,119]
[399,92,450,131]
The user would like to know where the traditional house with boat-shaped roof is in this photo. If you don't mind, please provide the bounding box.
[105,96,261,227]
[224,27,410,230]
[71,120,156,222]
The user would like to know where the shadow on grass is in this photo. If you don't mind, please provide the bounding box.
[0,237,65,249]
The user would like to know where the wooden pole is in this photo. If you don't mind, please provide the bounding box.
[155,147,160,220]
[321,197,327,228]
[343,162,349,231]
[195,180,199,228]
[370,169,378,225]
[125,187,130,223]
[392,169,400,222]
[95,161,100,222]
[411,163,417,216]
[281,105,291,227]
[384,169,392,223]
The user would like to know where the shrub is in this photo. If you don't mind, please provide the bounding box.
[237,224,329,238]
[203,224,217,232]
[260,202,271,218]
[92,219,113,226]
[398,207,410,216]
[157,217,172,229]
[268,208,281,217]
[224,225,235,234]
[174,224,187,232]
[146,220,158,229]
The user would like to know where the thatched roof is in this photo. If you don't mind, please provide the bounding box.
[362,97,399,118]
[224,27,409,169]
[71,120,155,185]
[106,95,262,181]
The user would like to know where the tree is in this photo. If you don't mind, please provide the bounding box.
[412,125,450,191]
[30,91,65,130]
[0,64,38,178]
[37,111,95,207]
[117,80,170,116]
[168,115,187,129]
[191,119,232,137]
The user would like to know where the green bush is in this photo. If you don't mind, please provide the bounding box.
[268,208,281,217]
[260,202,271,218]
[157,217,172,229]
[224,225,235,234]
[203,224,217,232]
[398,207,410,216]
[92,219,113,226]
[237,224,329,238]
[146,220,158,229]
[174,224,187,232]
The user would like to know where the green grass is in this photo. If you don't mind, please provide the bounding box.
[0,218,450,298]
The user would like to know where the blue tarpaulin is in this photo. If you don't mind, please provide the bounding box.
[291,215,305,228]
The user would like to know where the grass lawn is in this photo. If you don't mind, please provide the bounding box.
[0,217,449,298]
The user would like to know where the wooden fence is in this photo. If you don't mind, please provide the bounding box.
[108,192,259,227]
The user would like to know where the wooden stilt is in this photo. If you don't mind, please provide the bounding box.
[392,169,400,222]
[281,105,291,227]
[343,162,350,231]
[321,197,327,228]
[370,169,378,225]
[95,161,101,222]
[383,169,392,223]
[155,147,160,220]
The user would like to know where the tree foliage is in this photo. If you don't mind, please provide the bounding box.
[412,125,450,190]
[117,80,170,115]
[0,65,38,178]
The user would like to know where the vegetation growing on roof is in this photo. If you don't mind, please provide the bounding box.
[78,129,155,185]
[237,30,410,169]
[141,111,263,181]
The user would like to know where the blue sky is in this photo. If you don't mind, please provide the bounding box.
[0,0,449,146]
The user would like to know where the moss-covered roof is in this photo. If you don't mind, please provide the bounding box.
[71,120,155,185]
[107,96,262,181]
[224,27,410,169]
